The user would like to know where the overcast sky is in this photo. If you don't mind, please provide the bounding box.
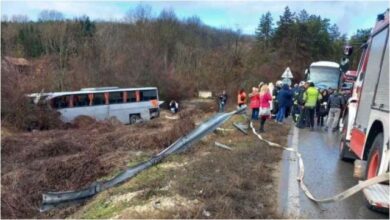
[2,1,389,36]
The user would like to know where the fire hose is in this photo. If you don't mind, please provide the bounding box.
[249,121,390,203]
[40,107,387,212]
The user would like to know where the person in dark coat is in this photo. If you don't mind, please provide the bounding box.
[285,85,294,118]
[276,84,293,123]
[316,89,329,126]
[271,81,282,117]
[296,82,309,128]
[218,90,228,112]
[292,82,304,122]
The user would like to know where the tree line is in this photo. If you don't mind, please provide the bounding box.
[1,5,371,105]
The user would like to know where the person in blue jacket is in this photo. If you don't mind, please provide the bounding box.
[276,84,293,123]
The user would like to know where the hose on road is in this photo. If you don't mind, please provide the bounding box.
[249,121,389,203]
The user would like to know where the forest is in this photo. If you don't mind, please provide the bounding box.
[1,5,370,126]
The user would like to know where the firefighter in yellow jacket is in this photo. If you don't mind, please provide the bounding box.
[303,82,322,131]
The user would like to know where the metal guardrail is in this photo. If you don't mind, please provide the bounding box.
[40,107,246,212]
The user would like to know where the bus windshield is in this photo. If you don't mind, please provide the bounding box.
[309,67,341,90]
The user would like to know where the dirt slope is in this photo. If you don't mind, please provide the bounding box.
[71,114,290,219]
[1,108,199,219]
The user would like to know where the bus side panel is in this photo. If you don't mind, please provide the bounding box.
[93,105,110,120]
[107,102,152,124]
[58,105,108,122]
[350,128,366,159]
[139,102,152,121]
[58,109,72,123]
[108,103,132,123]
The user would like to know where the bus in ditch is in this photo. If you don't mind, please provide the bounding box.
[28,87,162,124]
[305,61,342,90]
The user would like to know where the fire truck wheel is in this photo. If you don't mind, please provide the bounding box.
[339,113,350,161]
[365,133,384,179]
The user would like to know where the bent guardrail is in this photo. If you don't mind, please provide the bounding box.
[40,107,246,211]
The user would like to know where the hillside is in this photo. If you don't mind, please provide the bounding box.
[1,6,369,116]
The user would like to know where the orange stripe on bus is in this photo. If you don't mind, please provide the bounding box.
[150,99,158,108]
[136,91,140,102]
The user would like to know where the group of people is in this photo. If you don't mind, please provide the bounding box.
[235,82,272,132]
[217,79,346,133]
[275,80,345,132]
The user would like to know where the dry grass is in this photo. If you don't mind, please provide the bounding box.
[170,117,288,219]
[71,114,290,219]
[1,107,200,219]
[1,102,289,219]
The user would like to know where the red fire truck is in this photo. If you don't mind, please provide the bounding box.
[339,9,389,210]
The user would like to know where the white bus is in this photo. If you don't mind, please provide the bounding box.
[28,87,162,124]
[305,61,342,90]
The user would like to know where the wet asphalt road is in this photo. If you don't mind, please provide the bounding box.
[278,122,388,219]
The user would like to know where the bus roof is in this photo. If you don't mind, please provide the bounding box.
[310,61,340,68]
[27,87,158,99]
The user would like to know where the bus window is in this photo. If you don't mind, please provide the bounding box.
[73,94,89,107]
[126,91,137,102]
[109,92,123,104]
[51,95,70,109]
[140,90,157,101]
[93,93,105,105]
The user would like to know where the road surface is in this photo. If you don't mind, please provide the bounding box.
[278,123,388,218]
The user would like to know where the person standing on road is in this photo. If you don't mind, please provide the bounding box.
[237,89,247,108]
[285,84,294,119]
[218,90,228,112]
[249,87,260,120]
[292,82,304,122]
[303,82,322,131]
[259,84,272,132]
[325,90,345,132]
[272,80,282,118]
[276,84,293,124]
[295,81,308,127]
[316,89,329,127]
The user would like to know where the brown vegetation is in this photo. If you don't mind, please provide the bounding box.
[1,107,201,219]
[171,118,289,219]
[74,116,290,219]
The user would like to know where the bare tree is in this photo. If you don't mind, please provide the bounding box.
[124,3,152,24]
[2,15,8,22]
[11,14,29,23]
[38,10,64,21]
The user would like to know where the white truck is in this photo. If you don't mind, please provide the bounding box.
[339,9,389,211]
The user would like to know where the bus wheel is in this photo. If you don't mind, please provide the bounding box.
[129,114,140,124]
[365,133,383,179]
[339,113,350,161]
